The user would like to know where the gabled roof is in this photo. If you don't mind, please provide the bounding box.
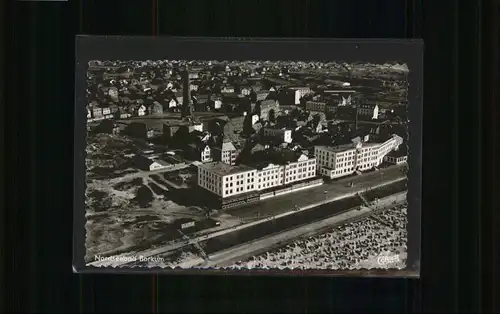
[222,141,236,151]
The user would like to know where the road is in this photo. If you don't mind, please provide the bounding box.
[88,178,406,267]
[227,163,407,219]
[87,164,405,267]
[101,163,192,184]
[199,179,406,255]
[333,119,401,126]
[201,193,407,268]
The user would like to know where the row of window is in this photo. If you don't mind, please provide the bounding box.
[285,172,315,183]
[224,185,254,195]
[224,171,255,182]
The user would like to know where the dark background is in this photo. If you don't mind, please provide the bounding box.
[4,0,494,312]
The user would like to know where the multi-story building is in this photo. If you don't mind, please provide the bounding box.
[314,134,403,179]
[212,141,237,165]
[221,86,235,94]
[197,155,317,208]
[305,101,327,113]
[255,163,284,190]
[259,99,280,121]
[249,155,317,191]
[241,87,252,96]
[188,143,213,163]
[384,149,408,165]
[262,128,293,144]
[197,162,257,198]
[357,104,379,120]
[282,154,317,185]
[288,87,311,105]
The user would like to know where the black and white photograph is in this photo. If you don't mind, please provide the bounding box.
[74,38,422,275]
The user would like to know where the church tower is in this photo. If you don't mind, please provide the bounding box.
[181,65,194,120]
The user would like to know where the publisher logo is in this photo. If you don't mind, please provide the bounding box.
[377,253,400,266]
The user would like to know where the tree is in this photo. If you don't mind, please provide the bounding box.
[268,109,276,124]
[312,114,321,125]
[249,89,257,103]
[134,186,154,207]
[254,101,262,116]
[242,114,255,137]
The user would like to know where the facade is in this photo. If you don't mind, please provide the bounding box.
[212,141,237,165]
[149,102,163,115]
[102,107,111,115]
[241,87,251,96]
[197,155,317,208]
[189,143,213,163]
[384,149,408,165]
[314,134,403,179]
[92,108,103,118]
[357,104,379,120]
[305,101,327,113]
[214,99,222,109]
[325,104,338,114]
[221,86,235,94]
[197,162,257,198]
[134,155,172,171]
[200,145,213,163]
[168,99,178,108]
[263,128,293,144]
[163,124,182,138]
[259,99,280,121]
[137,104,146,116]
[282,154,317,185]
[255,154,316,190]
[289,87,311,105]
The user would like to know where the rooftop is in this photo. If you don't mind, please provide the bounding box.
[222,141,236,151]
[198,162,255,176]
[315,143,357,153]
[387,145,407,157]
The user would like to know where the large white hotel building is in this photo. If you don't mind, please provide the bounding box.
[314,134,403,179]
[197,154,316,205]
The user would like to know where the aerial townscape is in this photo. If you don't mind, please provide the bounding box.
[85,59,410,270]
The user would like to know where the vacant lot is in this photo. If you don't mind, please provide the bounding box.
[162,166,198,188]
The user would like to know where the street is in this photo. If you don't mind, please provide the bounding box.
[227,163,407,219]
[88,178,406,268]
[201,194,407,268]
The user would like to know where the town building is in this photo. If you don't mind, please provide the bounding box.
[221,86,235,94]
[263,128,293,144]
[305,101,327,113]
[134,155,172,171]
[255,154,316,190]
[241,87,252,96]
[314,134,403,179]
[288,87,311,105]
[259,99,280,121]
[92,108,103,118]
[197,162,260,208]
[197,154,317,209]
[149,101,163,115]
[212,141,237,165]
[357,104,379,120]
[188,143,213,163]
[124,121,163,139]
[384,146,408,165]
